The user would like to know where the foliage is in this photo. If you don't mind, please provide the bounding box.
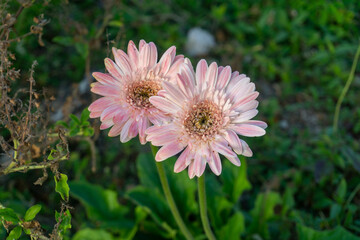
[1,0,360,239]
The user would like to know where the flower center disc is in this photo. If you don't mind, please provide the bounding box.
[127,80,161,109]
[184,100,223,140]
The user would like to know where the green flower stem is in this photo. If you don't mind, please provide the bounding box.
[151,145,194,240]
[198,174,217,240]
[333,41,360,133]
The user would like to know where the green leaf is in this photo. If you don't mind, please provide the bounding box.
[83,127,94,137]
[80,109,90,124]
[136,153,197,217]
[126,186,176,238]
[250,191,282,238]
[282,187,295,215]
[134,206,147,224]
[335,178,347,203]
[72,228,113,240]
[75,42,89,59]
[108,20,123,27]
[52,36,73,46]
[297,224,360,240]
[47,149,58,160]
[69,181,133,230]
[55,174,70,202]
[56,120,69,129]
[218,211,245,239]
[330,203,342,219]
[69,114,81,125]
[126,186,170,224]
[221,158,252,203]
[136,153,162,190]
[24,204,41,221]
[6,226,22,240]
[0,208,19,223]
[55,209,72,235]
[69,127,80,137]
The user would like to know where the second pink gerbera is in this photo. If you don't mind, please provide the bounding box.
[88,40,185,144]
[146,59,267,178]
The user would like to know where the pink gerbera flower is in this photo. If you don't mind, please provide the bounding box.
[88,40,185,144]
[146,59,267,178]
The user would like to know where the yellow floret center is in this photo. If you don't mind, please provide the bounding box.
[183,100,223,141]
[126,80,161,109]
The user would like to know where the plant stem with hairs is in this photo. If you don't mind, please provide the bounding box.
[198,174,217,240]
[333,42,360,133]
[151,145,194,240]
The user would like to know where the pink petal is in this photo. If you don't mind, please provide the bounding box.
[88,97,114,112]
[112,47,132,75]
[158,51,172,75]
[233,109,259,123]
[120,119,134,143]
[226,77,251,100]
[231,92,259,110]
[155,142,184,161]
[100,119,113,130]
[139,44,151,69]
[181,61,195,85]
[145,123,175,136]
[127,40,139,69]
[113,111,129,125]
[128,120,139,139]
[100,105,122,121]
[159,46,176,64]
[166,57,185,79]
[193,154,206,177]
[218,66,224,74]
[177,68,195,97]
[104,58,124,80]
[149,96,180,114]
[138,117,149,145]
[196,59,208,89]
[228,73,245,88]
[108,123,123,137]
[205,62,218,89]
[242,120,268,129]
[223,130,243,155]
[91,83,120,97]
[149,132,178,146]
[89,111,101,118]
[216,66,231,90]
[241,139,253,157]
[148,42,158,69]
[233,124,266,137]
[211,140,240,166]
[188,161,196,179]
[162,81,186,106]
[208,151,222,176]
[174,146,192,173]
[231,71,240,79]
[92,72,119,85]
[234,100,259,113]
[139,39,146,51]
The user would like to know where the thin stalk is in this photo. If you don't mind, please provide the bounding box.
[3,139,19,174]
[151,145,194,240]
[1,156,67,175]
[198,174,216,240]
[333,42,360,132]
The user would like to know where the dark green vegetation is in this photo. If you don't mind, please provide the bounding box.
[1,0,360,239]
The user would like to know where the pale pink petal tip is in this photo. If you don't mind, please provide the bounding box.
[155,142,184,162]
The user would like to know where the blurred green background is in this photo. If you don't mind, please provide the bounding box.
[1,0,360,239]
